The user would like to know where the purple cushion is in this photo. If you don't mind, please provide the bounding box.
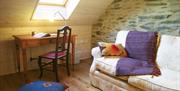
[125,31,157,64]
[116,31,161,76]
[116,57,154,75]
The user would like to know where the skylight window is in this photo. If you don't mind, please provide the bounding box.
[39,0,67,5]
[32,0,80,21]
[32,5,66,20]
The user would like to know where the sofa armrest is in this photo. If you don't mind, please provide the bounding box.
[91,47,102,59]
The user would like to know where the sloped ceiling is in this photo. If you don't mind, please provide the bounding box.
[0,0,113,27]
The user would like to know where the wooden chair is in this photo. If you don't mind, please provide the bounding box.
[38,26,71,82]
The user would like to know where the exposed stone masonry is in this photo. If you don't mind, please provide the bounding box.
[92,0,180,47]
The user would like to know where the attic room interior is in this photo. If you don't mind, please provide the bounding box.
[0,0,179,91]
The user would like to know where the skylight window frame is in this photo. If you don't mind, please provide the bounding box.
[32,5,66,20]
[39,0,68,6]
[31,0,80,21]
[31,0,68,21]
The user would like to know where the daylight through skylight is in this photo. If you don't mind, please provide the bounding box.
[32,0,80,21]
[39,0,67,5]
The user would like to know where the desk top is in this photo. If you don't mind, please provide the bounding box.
[13,34,77,48]
[13,34,77,41]
[13,34,56,40]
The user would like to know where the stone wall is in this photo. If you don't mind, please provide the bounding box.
[92,0,180,47]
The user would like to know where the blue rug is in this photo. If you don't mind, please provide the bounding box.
[18,80,64,91]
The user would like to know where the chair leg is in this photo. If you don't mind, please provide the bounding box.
[66,54,70,76]
[38,57,43,79]
[53,59,59,82]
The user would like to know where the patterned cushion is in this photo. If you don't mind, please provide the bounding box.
[18,81,65,91]
[98,42,127,57]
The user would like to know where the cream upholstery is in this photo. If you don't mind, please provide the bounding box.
[129,68,180,91]
[94,57,129,81]
[95,57,119,76]
[115,30,129,47]
[156,35,180,71]
[90,71,141,91]
[90,30,180,91]
[91,47,102,59]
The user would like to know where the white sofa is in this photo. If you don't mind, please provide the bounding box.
[90,31,180,91]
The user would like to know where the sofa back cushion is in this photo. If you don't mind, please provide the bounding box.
[157,35,180,72]
[115,30,129,47]
[115,30,159,65]
[125,31,158,63]
[115,31,161,76]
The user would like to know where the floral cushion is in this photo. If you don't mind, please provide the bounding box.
[98,42,127,57]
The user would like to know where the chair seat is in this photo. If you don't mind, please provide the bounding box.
[18,80,65,91]
[41,51,66,59]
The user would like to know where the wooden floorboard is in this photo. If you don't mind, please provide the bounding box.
[0,59,100,91]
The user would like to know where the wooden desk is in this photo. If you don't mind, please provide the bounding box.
[13,34,76,72]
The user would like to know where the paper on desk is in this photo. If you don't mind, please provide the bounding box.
[33,33,48,38]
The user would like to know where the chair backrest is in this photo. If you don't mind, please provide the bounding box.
[55,26,72,58]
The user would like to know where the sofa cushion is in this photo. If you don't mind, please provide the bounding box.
[95,57,119,76]
[125,31,158,64]
[128,68,180,91]
[90,71,141,91]
[157,35,180,72]
[116,31,160,76]
[98,42,127,56]
[115,30,129,47]
[116,57,156,76]
[95,57,129,80]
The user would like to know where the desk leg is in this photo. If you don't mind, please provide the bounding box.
[22,48,28,71]
[22,48,30,83]
[16,45,29,83]
[15,44,21,72]
[15,44,27,72]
